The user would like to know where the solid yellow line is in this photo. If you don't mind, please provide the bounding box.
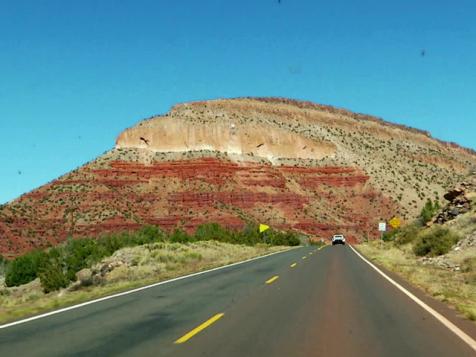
[290,263,297,268]
[266,275,279,284]
[174,313,224,344]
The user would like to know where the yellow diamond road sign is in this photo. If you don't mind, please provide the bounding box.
[259,224,270,233]
[389,217,401,229]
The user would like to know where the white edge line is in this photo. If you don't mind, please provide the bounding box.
[349,245,476,352]
[0,246,302,330]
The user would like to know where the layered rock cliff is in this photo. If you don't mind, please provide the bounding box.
[1,98,475,257]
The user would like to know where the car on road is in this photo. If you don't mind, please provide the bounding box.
[332,234,346,245]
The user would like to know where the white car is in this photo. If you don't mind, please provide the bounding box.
[332,234,346,245]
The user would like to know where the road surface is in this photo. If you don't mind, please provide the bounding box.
[1,245,475,356]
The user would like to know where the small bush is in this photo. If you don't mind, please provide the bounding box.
[5,250,47,287]
[413,227,460,257]
[64,238,103,281]
[461,257,476,273]
[394,223,421,246]
[382,229,399,242]
[170,229,193,243]
[136,225,165,244]
[0,254,7,275]
[38,248,69,293]
[267,231,300,246]
[194,223,232,243]
[419,199,440,224]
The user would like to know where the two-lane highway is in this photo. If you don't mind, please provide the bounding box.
[1,245,475,356]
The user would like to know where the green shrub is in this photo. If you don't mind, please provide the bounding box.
[238,224,261,245]
[419,199,440,224]
[194,223,231,243]
[0,254,7,275]
[267,231,300,246]
[170,228,193,243]
[38,248,69,293]
[413,227,460,257]
[136,225,165,244]
[3,222,301,291]
[64,238,103,281]
[5,250,47,287]
[394,223,421,246]
[382,229,399,242]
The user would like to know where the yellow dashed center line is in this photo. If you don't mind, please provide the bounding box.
[175,313,225,344]
[266,275,279,284]
[290,263,297,268]
[302,256,307,260]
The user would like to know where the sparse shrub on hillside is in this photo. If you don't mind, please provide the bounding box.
[413,227,460,257]
[419,199,440,224]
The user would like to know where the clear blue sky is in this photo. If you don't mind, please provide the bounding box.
[1,0,475,204]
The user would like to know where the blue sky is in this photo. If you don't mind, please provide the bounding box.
[1,0,475,204]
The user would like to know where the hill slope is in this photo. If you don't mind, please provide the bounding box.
[1,98,475,257]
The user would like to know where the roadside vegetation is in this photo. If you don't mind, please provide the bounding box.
[359,197,476,321]
[2,223,299,293]
[0,241,288,324]
[381,199,460,256]
[0,223,300,324]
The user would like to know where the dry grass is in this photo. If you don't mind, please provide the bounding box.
[0,241,290,324]
[358,241,476,321]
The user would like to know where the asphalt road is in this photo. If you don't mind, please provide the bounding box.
[1,245,475,356]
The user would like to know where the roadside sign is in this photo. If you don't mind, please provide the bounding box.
[378,222,387,232]
[389,217,401,229]
[259,224,270,233]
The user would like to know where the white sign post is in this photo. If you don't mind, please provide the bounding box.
[379,222,387,240]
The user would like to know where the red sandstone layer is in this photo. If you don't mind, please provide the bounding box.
[0,158,396,257]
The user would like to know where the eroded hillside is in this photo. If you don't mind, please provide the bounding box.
[1,98,475,257]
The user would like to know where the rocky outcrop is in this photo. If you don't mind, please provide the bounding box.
[116,117,336,162]
[435,182,474,224]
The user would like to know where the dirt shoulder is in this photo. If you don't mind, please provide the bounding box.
[357,240,476,322]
